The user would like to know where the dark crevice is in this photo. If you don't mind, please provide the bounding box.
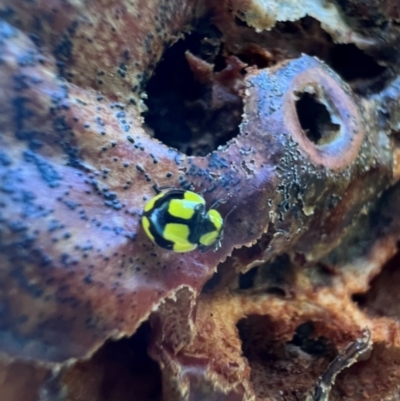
[264,287,287,297]
[234,16,251,28]
[352,251,400,319]
[62,322,162,401]
[237,316,336,400]
[238,267,258,290]
[237,315,276,362]
[306,262,336,288]
[329,43,386,81]
[281,19,389,91]
[235,49,271,69]
[201,268,223,293]
[144,15,390,155]
[288,322,334,357]
[295,92,341,146]
[230,16,390,93]
[351,293,365,305]
[237,254,295,296]
[143,18,244,156]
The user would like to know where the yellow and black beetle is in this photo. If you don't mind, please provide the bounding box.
[141,189,224,253]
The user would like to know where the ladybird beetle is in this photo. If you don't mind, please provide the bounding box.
[141,189,224,253]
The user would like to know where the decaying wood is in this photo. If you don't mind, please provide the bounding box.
[1,0,400,400]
